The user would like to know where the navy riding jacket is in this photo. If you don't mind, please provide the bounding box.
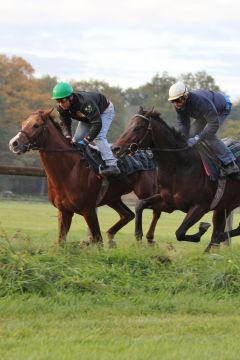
[176,90,231,140]
[57,91,109,142]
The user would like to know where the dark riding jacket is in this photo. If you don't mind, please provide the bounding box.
[176,90,231,140]
[57,91,110,142]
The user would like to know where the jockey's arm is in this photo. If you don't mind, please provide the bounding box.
[81,100,102,142]
[197,100,219,140]
[176,111,190,138]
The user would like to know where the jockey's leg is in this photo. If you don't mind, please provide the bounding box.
[94,103,120,176]
[204,135,236,166]
[72,122,90,143]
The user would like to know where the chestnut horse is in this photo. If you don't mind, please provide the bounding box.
[9,109,159,246]
[114,108,240,252]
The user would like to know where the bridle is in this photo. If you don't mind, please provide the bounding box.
[128,113,190,153]
[18,112,49,152]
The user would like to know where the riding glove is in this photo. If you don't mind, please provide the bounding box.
[78,138,89,146]
[187,135,200,147]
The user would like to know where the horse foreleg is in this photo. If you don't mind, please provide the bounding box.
[83,208,103,245]
[87,209,98,242]
[57,209,74,245]
[107,199,135,248]
[204,209,230,253]
[175,205,210,243]
[219,223,240,242]
[146,208,161,245]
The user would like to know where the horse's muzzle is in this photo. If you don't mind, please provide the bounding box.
[9,136,28,154]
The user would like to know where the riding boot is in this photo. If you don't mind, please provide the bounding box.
[99,165,121,176]
[222,161,240,176]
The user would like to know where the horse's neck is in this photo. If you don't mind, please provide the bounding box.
[45,119,70,149]
[39,120,77,177]
[152,125,200,171]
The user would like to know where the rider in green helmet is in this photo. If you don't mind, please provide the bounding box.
[51,82,120,177]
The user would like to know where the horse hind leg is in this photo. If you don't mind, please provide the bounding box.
[135,194,162,244]
[146,207,161,245]
[107,199,135,248]
[135,199,145,241]
[136,194,163,242]
[83,208,103,245]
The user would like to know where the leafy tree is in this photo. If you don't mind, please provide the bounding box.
[124,72,177,126]
[0,55,56,123]
[181,70,220,91]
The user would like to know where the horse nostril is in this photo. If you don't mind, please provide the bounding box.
[12,141,18,147]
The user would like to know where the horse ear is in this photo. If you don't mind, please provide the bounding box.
[44,108,54,116]
[151,106,155,112]
[139,106,144,113]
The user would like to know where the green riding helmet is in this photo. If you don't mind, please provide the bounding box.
[51,82,74,100]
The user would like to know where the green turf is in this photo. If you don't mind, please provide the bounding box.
[0,200,240,359]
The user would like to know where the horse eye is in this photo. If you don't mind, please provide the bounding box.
[33,124,40,128]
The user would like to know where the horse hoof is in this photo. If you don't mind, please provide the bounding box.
[108,241,117,248]
[199,222,211,231]
[147,239,156,246]
[204,242,220,253]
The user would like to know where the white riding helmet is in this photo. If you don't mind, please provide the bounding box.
[168,81,188,101]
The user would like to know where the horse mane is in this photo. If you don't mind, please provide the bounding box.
[50,117,63,134]
[35,109,65,135]
[138,107,187,147]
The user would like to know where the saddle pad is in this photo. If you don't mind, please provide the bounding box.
[83,146,156,178]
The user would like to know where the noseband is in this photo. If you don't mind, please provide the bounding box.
[128,114,153,153]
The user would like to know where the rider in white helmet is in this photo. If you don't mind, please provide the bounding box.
[168,81,239,176]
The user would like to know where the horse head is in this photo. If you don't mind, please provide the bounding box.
[9,108,55,154]
[114,107,188,157]
[113,107,159,156]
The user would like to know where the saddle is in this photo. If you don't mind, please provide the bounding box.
[198,138,240,181]
[76,144,156,179]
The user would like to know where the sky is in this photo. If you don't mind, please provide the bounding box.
[1,0,240,101]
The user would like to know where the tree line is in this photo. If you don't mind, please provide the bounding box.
[0,54,240,195]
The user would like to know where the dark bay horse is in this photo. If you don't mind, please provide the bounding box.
[114,108,240,252]
[9,109,159,246]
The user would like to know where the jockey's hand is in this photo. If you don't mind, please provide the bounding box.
[187,135,200,147]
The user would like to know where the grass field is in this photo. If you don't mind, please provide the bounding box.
[1,200,240,359]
